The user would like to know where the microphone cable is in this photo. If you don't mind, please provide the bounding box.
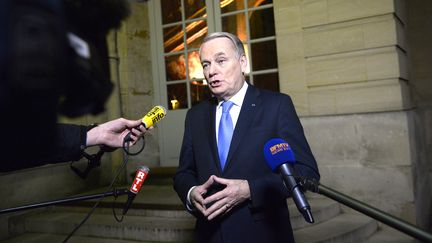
[111,134,140,223]
[62,135,143,243]
[69,131,145,178]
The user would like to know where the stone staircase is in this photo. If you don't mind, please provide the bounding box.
[2,168,418,243]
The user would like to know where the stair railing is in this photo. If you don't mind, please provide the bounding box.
[301,178,432,243]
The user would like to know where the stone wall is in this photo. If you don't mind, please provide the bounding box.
[301,112,415,222]
[274,0,410,115]
[273,0,418,224]
[111,2,157,181]
[406,0,432,231]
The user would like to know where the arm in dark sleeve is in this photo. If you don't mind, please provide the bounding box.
[248,94,319,208]
[173,111,199,208]
[27,123,87,164]
[0,124,87,172]
[248,173,290,208]
[278,95,320,180]
[48,123,87,163]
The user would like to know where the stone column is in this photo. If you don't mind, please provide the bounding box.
[113,2,159,180]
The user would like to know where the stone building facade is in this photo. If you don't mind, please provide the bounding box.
[1,1,430,238]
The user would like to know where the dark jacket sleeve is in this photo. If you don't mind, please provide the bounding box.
[0,124,87,172]
[173,110,198,207]
[48,123,87,163]
[248,93,320,208]
[278,95,320,180]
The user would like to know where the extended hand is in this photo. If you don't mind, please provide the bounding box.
[86,118,148,147]
[202,175,250,220]
[190,176,215,215]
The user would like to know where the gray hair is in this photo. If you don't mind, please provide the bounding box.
[199,32,245,59]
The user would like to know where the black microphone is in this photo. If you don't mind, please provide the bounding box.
[123,166,150,215]
[263,138,314,223]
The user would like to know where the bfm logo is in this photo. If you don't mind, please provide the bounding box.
[269,143,290,155]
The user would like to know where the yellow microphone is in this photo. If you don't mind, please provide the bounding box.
[141,105,167,128]
[122,106,167,154]
[117,105,167,145]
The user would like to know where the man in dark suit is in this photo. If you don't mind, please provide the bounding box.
[173,32,320,243]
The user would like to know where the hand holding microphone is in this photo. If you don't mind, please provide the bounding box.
[86,118,146,148]
[72,106,166,178]
[86,105,167,148]
[264,138,314,224]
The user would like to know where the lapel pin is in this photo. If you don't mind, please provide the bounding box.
[252,103,256,107]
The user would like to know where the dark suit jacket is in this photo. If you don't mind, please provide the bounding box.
[174,85,320,243]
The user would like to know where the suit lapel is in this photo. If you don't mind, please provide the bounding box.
[224,85,261,171]
[207,98,222,173]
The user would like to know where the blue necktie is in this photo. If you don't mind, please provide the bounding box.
[218,101,234,170]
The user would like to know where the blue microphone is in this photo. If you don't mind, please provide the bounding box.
[264,138,314,223]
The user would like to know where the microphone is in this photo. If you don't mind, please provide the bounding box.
[263,138,314,223]
[141,105,167,129]
[124,105,167,143]
[123,166,150,215]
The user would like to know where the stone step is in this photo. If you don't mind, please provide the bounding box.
[294,213,378,243]
[137,167,177,185]
[52,189,340,229]
[51,197,340,229]
[4,182,392,243]
[290,197,340,230]
[51,205,192,218]
[10,197,339,229]
[2,232,159,243]
[16,211,195,242]
[55,185,184,212]
[53,185,340,228]
[5,212,377,243]
[6,189,344,242]
[364,225,418,243]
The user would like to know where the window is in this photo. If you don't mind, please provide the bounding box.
[156,0,279,110]
[220,0,279,93]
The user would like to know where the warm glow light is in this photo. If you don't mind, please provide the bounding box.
[171,26,208,53]
[188,52,204,80]
[243,43,250,74]
[164,0,260,81]
[220,0,234,8]
[170,99,180,109]
[166,18,207,53]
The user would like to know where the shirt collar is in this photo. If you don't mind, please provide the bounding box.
[218,81,248,108]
